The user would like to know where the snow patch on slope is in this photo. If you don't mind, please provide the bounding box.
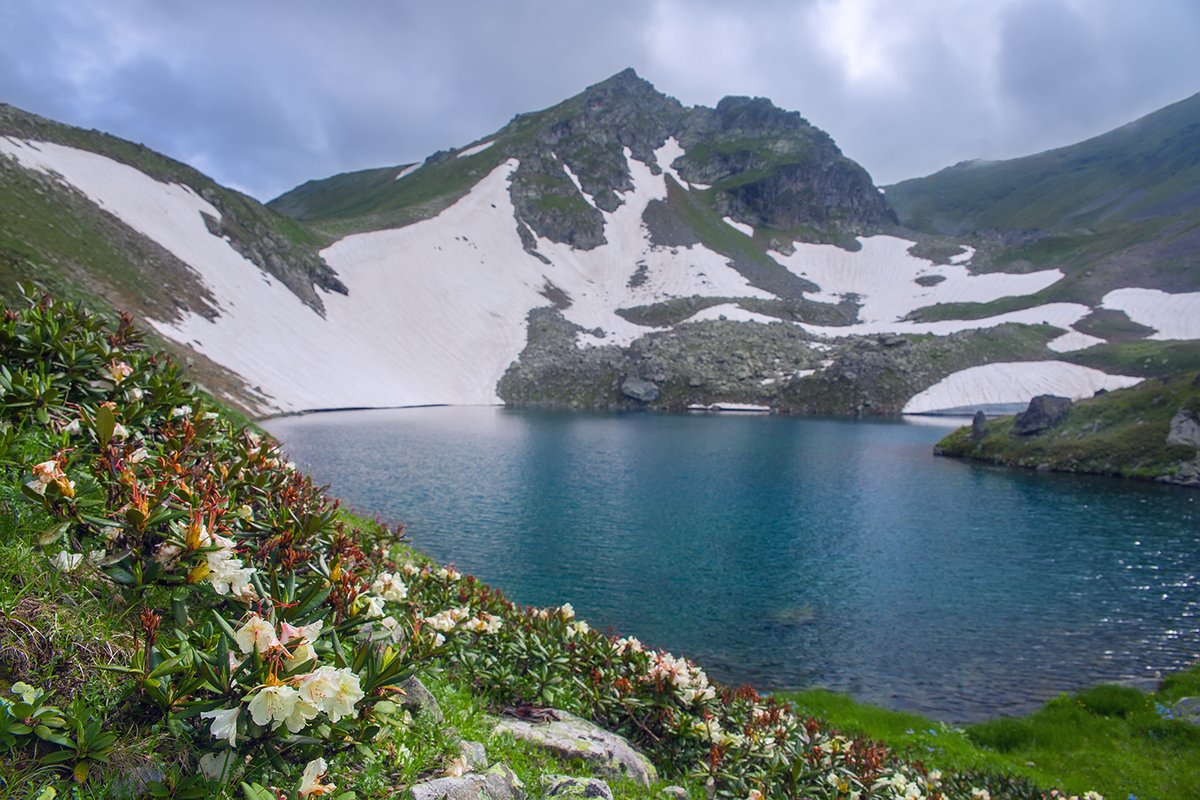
[1047,328,1105,353]
[723,217,754,237]
[1102,288,1200,340]
[903,362,1141,414]
[534,141,771,347]
[395,163,420,180]
[457,140,494,158]
[771,236,1062,326]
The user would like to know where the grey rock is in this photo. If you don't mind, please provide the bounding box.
[971,410,988,440]
[493,710,657,786]
[621,376,660,403]
[400,676,444,724]
[1012,395,1073,435]
[410,764,525,800]
[1171,696,1200,725]
[1166,408,1200,448]
[541,775,614,799]
[459,739,489,772]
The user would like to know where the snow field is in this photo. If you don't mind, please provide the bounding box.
[902,362,1142,414]
[770,235,1064,326]
[1102,288,1200,340]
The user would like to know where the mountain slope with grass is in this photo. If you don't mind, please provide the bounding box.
[884,92,1200,321]
[3,72,1196,416]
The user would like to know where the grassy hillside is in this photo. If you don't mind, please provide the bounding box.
[886,92,1200,234]
[935,370,1200,484]
[0,103,339,314]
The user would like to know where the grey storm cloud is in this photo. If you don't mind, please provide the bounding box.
[2,0,1197,200]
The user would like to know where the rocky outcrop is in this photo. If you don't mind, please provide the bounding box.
[1012,395,1073,435]
[499,69,893,250]
[1167,408,1200,448]
[621,376,660,403]
[493,710,657,787]
[410,765,525,800]
[499,309,1057,416]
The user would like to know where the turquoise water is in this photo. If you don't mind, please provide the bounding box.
[264,407,1199,722]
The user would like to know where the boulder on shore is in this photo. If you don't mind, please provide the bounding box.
[1012,395,1072,436]
[1166,408,1200,448]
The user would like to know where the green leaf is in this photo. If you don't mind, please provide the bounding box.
[96,405,115,448]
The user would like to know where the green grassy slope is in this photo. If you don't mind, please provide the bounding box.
[886,92,1200,233]
[935,370,1200,484]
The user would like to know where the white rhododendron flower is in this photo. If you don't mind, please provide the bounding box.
[235,614,279,655]
[298,757,335,797]
[424,607,469,632]
[246,684,316,732]
[199,706,240,747]
[170,405,192,418]
[371,571,408,602]
[110,422,128,440]
[614,636,643,655]
[435,566,461,581]
[400,562,420,577]
[558,603,575,620]
[62,418,82,436]
[53,551,84,572]
[200,526,257,598]
[297,666,363,723]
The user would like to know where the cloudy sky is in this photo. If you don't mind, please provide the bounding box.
[3,0,1198,201]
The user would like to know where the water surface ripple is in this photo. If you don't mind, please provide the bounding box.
[264,407,1199,722]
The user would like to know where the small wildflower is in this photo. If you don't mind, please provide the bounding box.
[299,757,335,797]
[234,614,279,655]
[199,706,240,747]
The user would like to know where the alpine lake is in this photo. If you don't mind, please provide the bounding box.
[263,407,1199,723]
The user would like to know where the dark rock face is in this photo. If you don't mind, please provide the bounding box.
[503,69,893,250]
[1012,395,1073,435]
[621,376,660,403]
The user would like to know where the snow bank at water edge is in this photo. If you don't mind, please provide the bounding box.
[1102,288,1200,340]
[903,362,1142,414]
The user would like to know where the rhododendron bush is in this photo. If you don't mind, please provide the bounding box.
[0,288,1089,800]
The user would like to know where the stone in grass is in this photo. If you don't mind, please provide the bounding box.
[541,774,614,799]
[399,676,444,724]
[1172,696,1200,725]
[459,739,489,772]
[1012,395,1072,436]
[494,710,657,787]
[410,764,524,800]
